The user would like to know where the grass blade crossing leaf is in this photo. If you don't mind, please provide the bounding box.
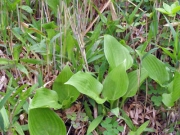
[124,68,148,98]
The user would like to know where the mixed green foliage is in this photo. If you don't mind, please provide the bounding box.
[1,0,180,134]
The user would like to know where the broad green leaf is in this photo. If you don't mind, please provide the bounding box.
[42,21,58,29]
[29,88,62,110]
[86,115,104,135]
[142,53,169,86]
[102,63,128,100]
[19,5,33,14]
[156,8,169,15]
[29,108,66,135]
[171,1,179,9]
[104,35,133,70]
[136,121,149,134]
[65,72,106,104]
[163,72,180,107]
[171,72,180,101]
[53,65,80,108]
[124,68,148,98]
[162,93,174,107]
[111,107,119,117]
[163,2,172,13]
[45,0,60,16]
[172,6,180,14]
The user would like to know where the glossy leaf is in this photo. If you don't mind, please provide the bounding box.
[53,65,80,108]
[142,53,169,86]
[65,72,106,104]
[104,35,133,70]
[29,88,62,110]
[86,115,104,135]
[29,108,66,135]
[102,63,128,100]
[124,68,148,98]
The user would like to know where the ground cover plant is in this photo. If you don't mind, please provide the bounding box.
[0,0,180,134]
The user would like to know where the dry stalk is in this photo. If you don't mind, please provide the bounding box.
[64,1,89,71]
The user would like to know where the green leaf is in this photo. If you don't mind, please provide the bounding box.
[16,63,29,77]
[156,8,169,15]
[42,21,58,29]
[136,121,149,134]
[65,72,106,104]
[0,107,9,131]
[0,58,15,65]
[102,63,128,100]
[142,53,169,86]
[119,109,135,130]
[13,44,22,61]
[124,68,148,98]
[128,0,143,24]
[53,65,80,108]
[20,58,45,64]
[86,115,104,135]
[19,5,33,14]
[162,71,180,107]
[111,107,119,117]
[29,108,66,135]
[163,2,172,13]
[0,86,15,110]
[171,72,180,101]
[13,122,25,135]
[162,93,174,106]
[104,35,133,69]
[172,6,180,14]
[29,88,62,110]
